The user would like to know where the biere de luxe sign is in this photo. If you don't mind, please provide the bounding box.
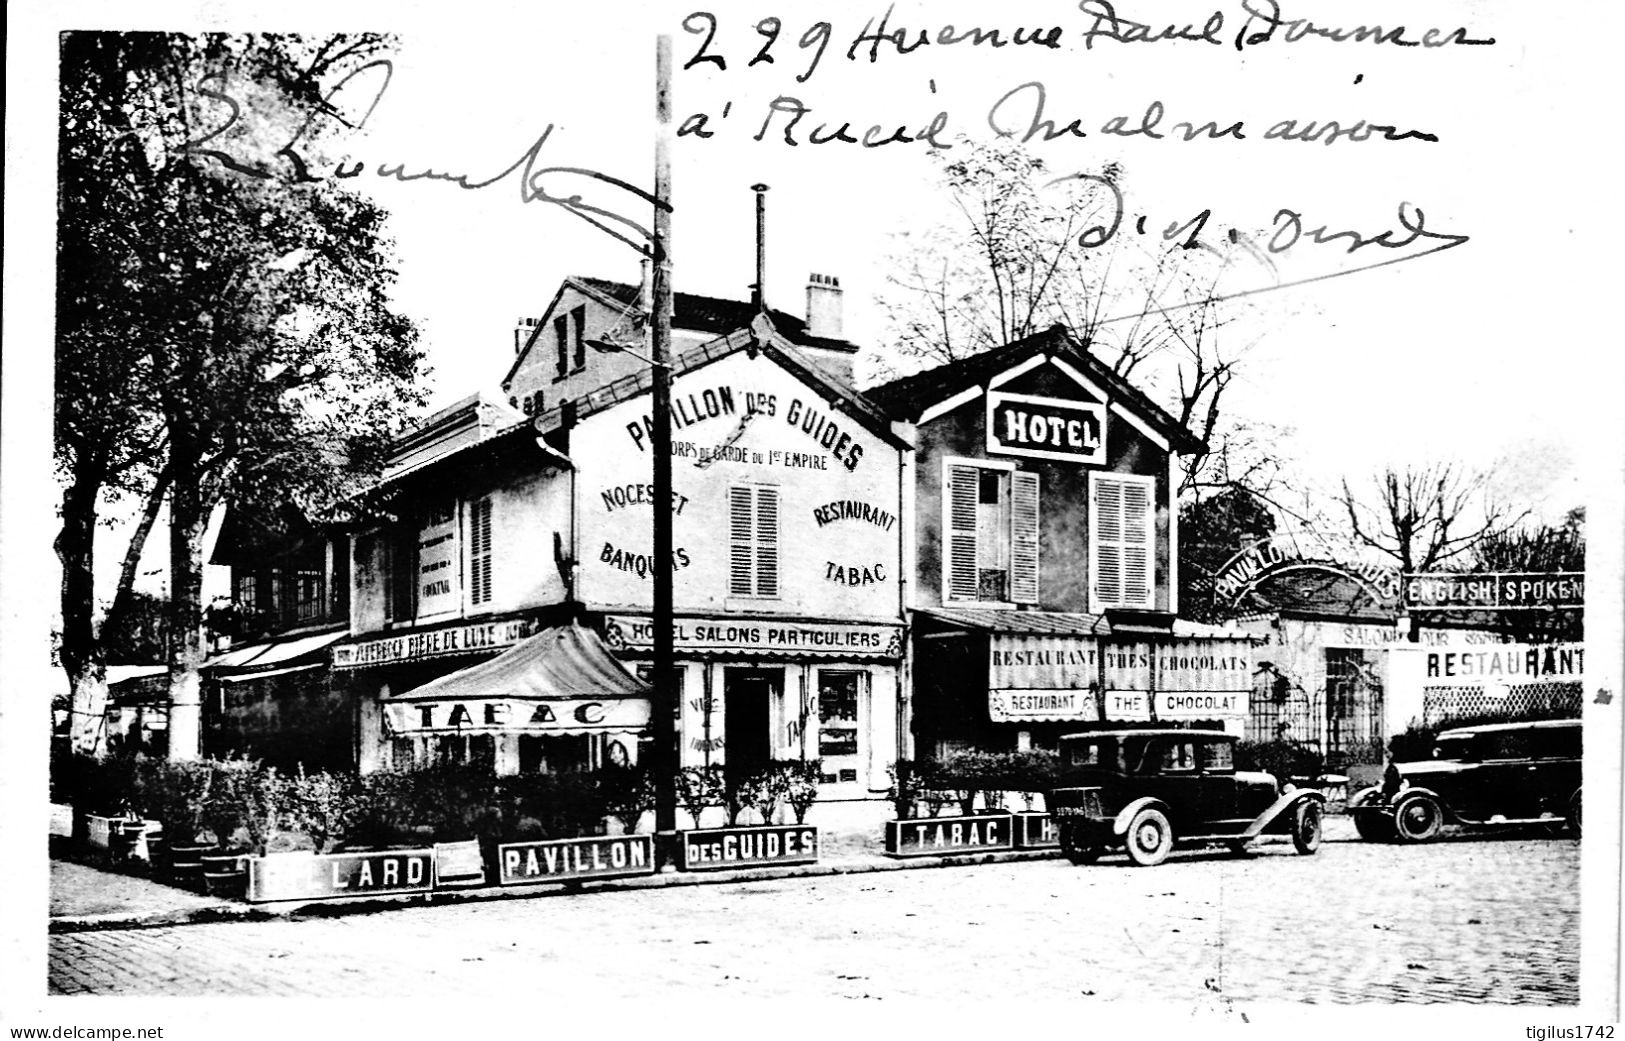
[333,618,539,669]
[986,391,1105,464]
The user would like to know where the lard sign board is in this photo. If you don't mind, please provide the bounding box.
[247,849,434,903]
[678,825,820,871]
[884,815,1013,857]
[497,835,655,885]
[986,391,1105,464]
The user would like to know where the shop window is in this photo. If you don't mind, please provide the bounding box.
[817,673,861,759]
[435,734,495,768]
[728,484,780,598]
[519,734,593,774]
[468,497,494,608]
[1089,472,1153,611]
[944,460,1039,604]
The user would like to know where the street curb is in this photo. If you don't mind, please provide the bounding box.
[49,833,1361,934]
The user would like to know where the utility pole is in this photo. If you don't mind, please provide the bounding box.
[650,33,678,850]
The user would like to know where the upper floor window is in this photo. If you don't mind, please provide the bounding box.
[1090,472,1153,611]
[728,484,780,598]
[553,305,587,379]
[943,459,1039,605]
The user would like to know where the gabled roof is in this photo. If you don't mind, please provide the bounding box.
[503,275,859,391]
[864,325,1203,454]
[532,313,909,451]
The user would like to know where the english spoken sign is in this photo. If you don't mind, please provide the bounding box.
[497,835,656,885]
[1403,572,1584,611]
[884,814,1013,857]
[246,849,434,903]
[986,391,1105,464]
[678,825,820,871]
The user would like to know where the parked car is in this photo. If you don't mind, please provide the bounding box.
[1348,719,1582,843]
[1049,729,1326,867]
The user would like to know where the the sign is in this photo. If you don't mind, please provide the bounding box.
[333,618,540,670]
[1102,690,1152,720]
[604,615,903,659]
[678,825,820,871]
[985,391,1105,464]
[1403,572,1585,611]
[497,835,655,885]
[384,696,651,737]
[885,814,1013,857]
[417,503,460,617]
[246,849,434,903]
[989,689,1099,723]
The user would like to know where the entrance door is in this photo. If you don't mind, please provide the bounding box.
[724,668,777,783]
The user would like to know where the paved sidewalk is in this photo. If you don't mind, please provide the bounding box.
[49,801,1360,931]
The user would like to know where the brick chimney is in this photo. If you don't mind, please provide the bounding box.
[805,273,843,339]
[514,317,542,354]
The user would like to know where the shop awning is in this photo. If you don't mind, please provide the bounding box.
[205,629,347,671]
[917,607,1110,637]
[382,623,652,737]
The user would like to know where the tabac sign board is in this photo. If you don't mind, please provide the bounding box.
[986,391,1105,465]
[1403,572,1584,611]
[384,697,651,737]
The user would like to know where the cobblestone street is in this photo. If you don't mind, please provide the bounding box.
[48,834,1580,1005]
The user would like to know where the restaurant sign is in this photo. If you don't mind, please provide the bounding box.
[605,615,903,659]
[678,825,820,871]
[986,391,1105,464]
[246,849,434,903]
[1403,572,1584,611]
[497,835,655,885]
[989,689,1099,723]
[333,617,540,670]
[384,697,651,736]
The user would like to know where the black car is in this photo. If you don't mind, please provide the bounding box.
[1049,729,1326,867]
[1349,719,1582,843]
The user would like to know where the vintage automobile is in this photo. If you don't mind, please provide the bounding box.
[1348,719,1582,843]
[1049,729,1326,867]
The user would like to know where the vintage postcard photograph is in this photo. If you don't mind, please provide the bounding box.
[3,0,1621,1034]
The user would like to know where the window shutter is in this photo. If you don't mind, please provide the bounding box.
[1010,471,1040,604]
[946,464,980,601]
[755,486,779,597]
[1091,475,1153,609]
[469,497,494,606]
[729,486,755,596]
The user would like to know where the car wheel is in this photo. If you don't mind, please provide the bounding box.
[1392,793,1443,843]
[1569,791,1582,839]
[1352,810,1395,843]
[1292,801,1323,855]
[1124,808,1173,867]
[1060,826,1100,866]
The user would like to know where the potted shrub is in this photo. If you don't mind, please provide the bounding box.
[153,760,214,889]
[288,766,359,855]
[200,759,262,898]
[720,769,750,828]
[675,765,723,829]
[782,760,821,825]
[886,759,921,821]
[601,765,655,834]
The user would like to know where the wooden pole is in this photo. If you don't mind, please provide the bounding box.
[650,33,678,841]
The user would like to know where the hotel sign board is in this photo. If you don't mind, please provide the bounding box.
[605,615,903,659]
[333,618,540,670]
[1403,572,1584,611]
[497,835,656,885]
[985,391,1105,465]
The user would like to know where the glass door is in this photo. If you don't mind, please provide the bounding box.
[816,670,865,786]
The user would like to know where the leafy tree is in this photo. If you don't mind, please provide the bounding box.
[57,32,426,759]
[1178,486,1278,622]
[1460,508,1584,642]
[870,138,1281,494]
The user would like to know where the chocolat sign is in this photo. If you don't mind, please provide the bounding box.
[986,391,1105,464]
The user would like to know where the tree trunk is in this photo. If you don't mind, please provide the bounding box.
[57,472,109,757]
[167,462,209,762]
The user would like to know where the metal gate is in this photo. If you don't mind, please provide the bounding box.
[1324,648,1385,771]
[1247,665,1317,747]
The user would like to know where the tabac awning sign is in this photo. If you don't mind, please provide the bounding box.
[1403,572,1584,611]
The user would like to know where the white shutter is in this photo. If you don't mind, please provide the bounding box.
[728,486,754,596]
[755,486,779,597]
[946,464,980,601]
[469,497,494,606]
[1091,474,1153,609]
[1010,471,1040,604]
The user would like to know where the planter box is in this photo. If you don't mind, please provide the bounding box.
[247,848,434,904]
[83,814,116,850]
[201,852,249,899]
[433,840,487,888]
[496,835,655,886]
[678,825,819,872]
[1012,811,1059,849]
[884,814,1013,857]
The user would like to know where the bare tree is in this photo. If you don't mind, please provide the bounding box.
[1336,463,1530,574]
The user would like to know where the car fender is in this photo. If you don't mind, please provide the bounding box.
[1347,785,1384,810]
[1390,785,1448,814]
[1111,797,1171,837]
[1236,788,1326,843]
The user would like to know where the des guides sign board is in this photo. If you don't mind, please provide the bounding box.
[678,825,820,871]
[497,835,655,885]
[246,849,434,903]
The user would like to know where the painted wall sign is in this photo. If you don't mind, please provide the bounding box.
[885,814,1013,857]
[678,825,820,871]
[985,391,1105,464]
[824,562,887,585]
[989,689,1099,723]
[246,849,434,903]
[623,385,864,472]
[384,697,651,737]
[987,636,1099,691]
[1403,572,1584,611]
[417,503,459,616]
[497,835,655,885]
[812,500,897,531]
[605,615,903,659]
[333,617,540,670]
[600,482,690,515]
